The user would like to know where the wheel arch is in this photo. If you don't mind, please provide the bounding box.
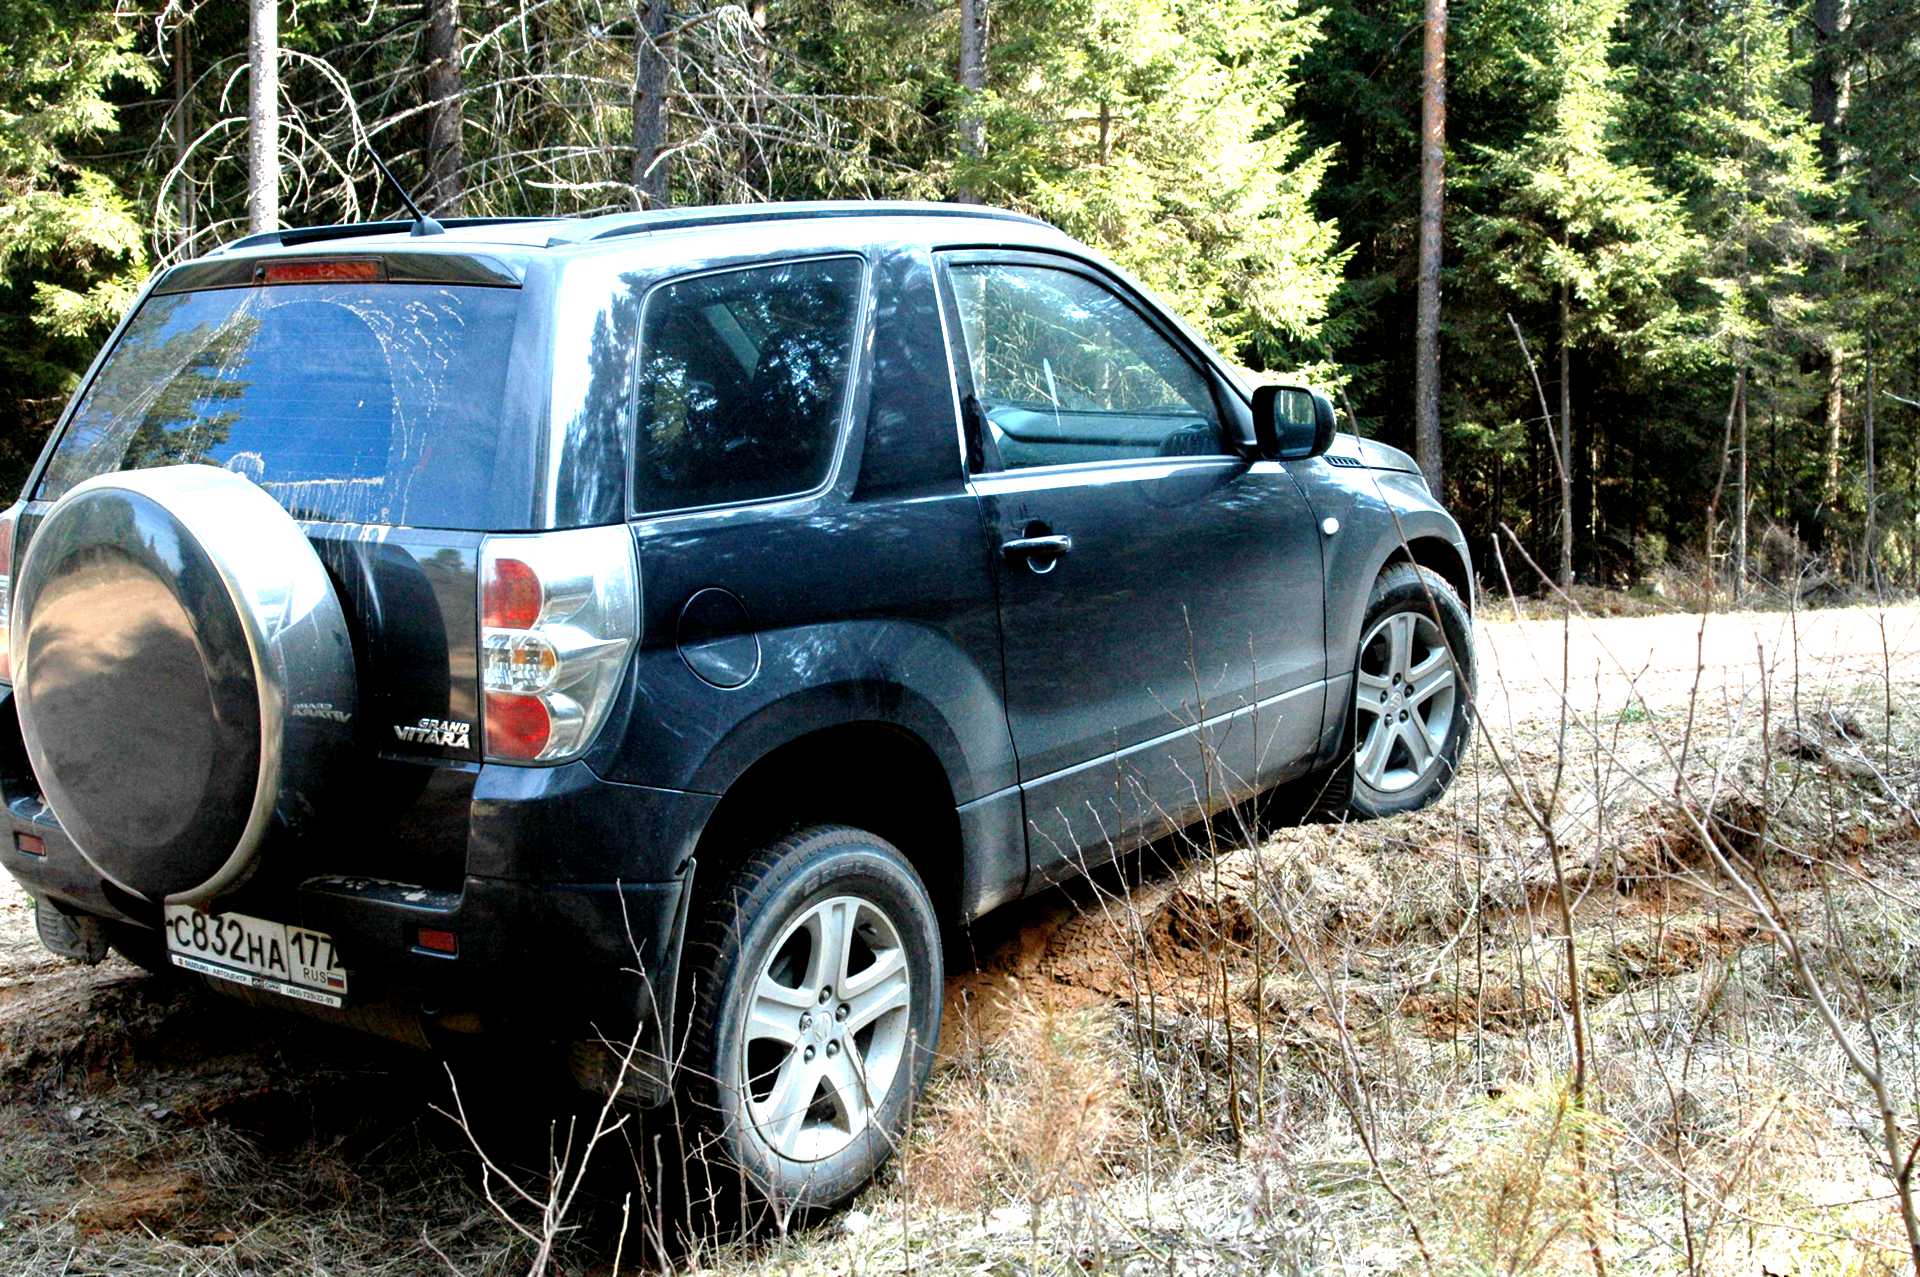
[1380,535,1475,618]
[1309,495,1473,770]
[690,718,968,929]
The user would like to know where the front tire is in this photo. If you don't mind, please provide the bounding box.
[680,825,942,1210]
[1345,563,1473,819]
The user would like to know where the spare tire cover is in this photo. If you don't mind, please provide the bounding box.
[11,465,356,904]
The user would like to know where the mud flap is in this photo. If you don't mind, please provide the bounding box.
[565,857,698,1110]
[34,896,110,964]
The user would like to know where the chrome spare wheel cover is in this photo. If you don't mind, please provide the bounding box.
[11,464,357,905]
[1353,610,1457,794]
[742,894,913,1164]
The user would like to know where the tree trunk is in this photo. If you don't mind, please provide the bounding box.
[1558,283,1574,591]
[247,0,279,234]
[1734,374,1748,597]
[631,1,672,209]
[1863,326,1877,582]
[1412,0,1447,494]
[424,0,465,216]
[1810,0,1852,169]
[1812,0,1850,513]
[173,23,193,253]
[1909,355,1918,592]
[1909,409,1918,593]
[1574,375,1594,581]
[742,0,770,197]
[1628,417,1642,574]
[956,0,989,202]
[1705,368,1744,595]
[1822,349,1846,507]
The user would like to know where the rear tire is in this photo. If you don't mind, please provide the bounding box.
[680,825,941,1210]
[1345,563,1473,820]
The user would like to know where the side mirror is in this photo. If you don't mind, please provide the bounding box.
[1251,384,1338,460]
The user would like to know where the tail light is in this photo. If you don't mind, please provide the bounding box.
[0,504,19,685]
[479,526,638,763]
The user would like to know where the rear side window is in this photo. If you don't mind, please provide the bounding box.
[632,256,863,513]
[38,283,521,529]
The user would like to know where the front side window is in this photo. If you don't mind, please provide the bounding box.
[947,263,1222,469]
[632,256,864,513]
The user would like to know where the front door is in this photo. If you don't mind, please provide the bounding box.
[938,252,1326,885]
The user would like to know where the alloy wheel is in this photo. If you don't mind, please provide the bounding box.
[1353,610,1458,794]
[740,894,913,1163]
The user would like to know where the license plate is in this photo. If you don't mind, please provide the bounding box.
[163,905,349,1008]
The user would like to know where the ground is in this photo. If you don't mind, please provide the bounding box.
[2,600,1917,1275]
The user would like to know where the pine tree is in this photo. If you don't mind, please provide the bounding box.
[1832,6,1920,586]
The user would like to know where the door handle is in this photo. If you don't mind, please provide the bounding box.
[1001,534,1073,560]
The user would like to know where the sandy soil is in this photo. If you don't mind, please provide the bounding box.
[0,601,1914,1272]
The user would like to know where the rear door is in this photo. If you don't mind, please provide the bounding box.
[937,251,1326,883]
[22,263,533,884]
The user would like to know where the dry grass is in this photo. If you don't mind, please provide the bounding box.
[704,599,1920,1276]
[3,601,1918,1275]
[901,989,1134,1215]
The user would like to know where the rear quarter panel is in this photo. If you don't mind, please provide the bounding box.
[585,238,1014,813]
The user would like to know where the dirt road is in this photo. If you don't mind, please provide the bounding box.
[0,601,1914,1271]
[1476,599,1918,723]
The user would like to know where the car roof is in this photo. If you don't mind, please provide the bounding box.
[205,201,1070,262]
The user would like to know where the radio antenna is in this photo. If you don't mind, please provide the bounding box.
[369,149,444,238]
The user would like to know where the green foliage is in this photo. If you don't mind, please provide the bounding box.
[784,0,1352,374]
[0,1,154,478]
[0,0,1912,589]
[1463,0,1694,358]
[1667,0,1836,370]
[957,0,1348,370]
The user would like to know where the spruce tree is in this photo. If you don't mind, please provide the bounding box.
[0,2,153,480]
[1665,0,1837,592]
[1464,0,1693,587]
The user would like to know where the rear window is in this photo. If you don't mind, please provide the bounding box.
[633,256,863,513]
[39,282,522,529]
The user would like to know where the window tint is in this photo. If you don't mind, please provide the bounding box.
[948,263,1222,469]
[38,283,522,529]
[632,257,863,512]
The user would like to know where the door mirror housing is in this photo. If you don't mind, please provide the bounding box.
[1251,384,1338,460]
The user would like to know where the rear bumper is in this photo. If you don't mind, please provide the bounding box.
[0,682,714,1076]
[293,872,689,1027]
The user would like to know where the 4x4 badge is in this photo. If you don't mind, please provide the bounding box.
[393,717,471,749]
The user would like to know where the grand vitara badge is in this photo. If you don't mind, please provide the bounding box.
[393,717,472,749]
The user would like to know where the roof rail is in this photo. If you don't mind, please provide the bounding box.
[215,216,560,254]
[207,202,1046,257]
[543,200,1047,248]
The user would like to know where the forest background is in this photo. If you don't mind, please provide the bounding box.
[1,0,1912,597]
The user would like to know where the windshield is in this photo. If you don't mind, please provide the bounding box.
[38,282,523,529]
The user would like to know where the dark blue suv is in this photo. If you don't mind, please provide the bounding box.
[0,201,1472,1207]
